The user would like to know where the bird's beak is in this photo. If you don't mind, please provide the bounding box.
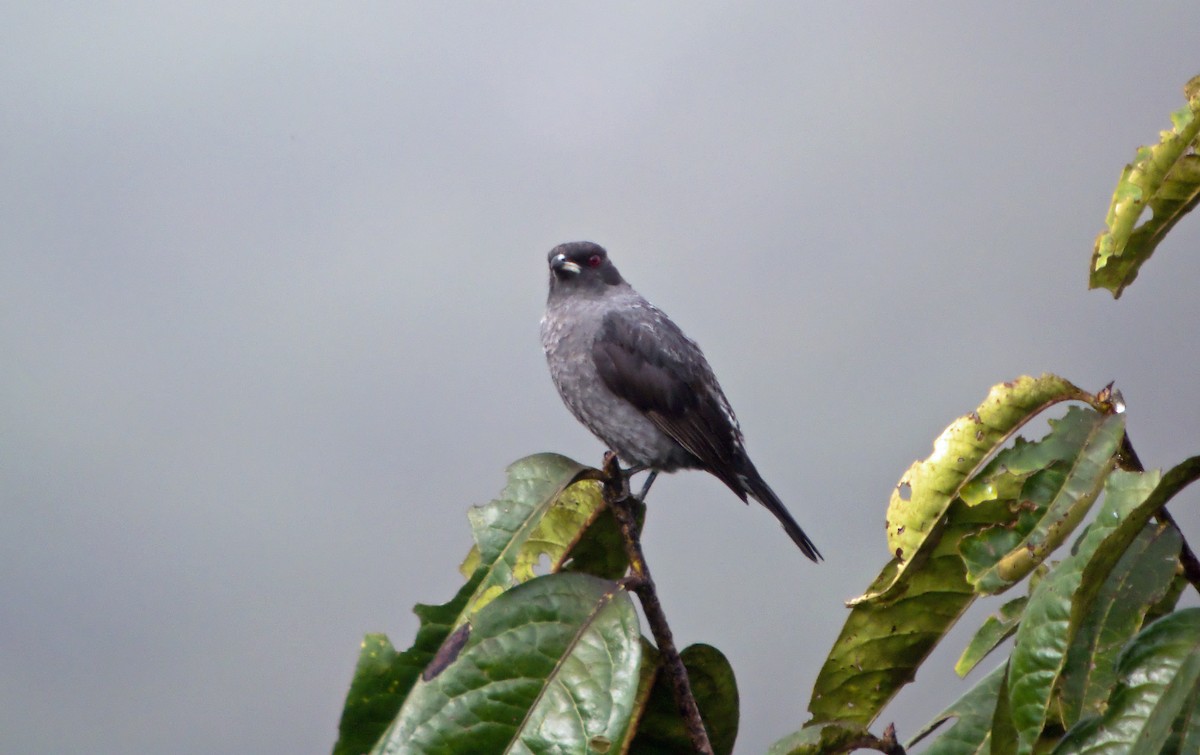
[550,253,582,275]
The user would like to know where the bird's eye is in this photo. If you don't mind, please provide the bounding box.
[587,255,603,268]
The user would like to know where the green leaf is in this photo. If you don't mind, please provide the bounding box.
[334,636,409,755]
[990,666,1020,755]
[808,498,979,726]
[332,570,485,755]
[460,453,605,618]
[1050,455,1200,727]
[337,455,627,753]
[961,409,1124,594]
[1090,75,1200,297]
[1058,521,1182,725]
[619,639,664,753]
[371,573,642,754]
[908,663,1005,754]
[956,597,1027,677]
[809,382,1111,730]
[563,495,645,581]
[1073,456,1200,610]
[627,644,739,755]
[1163,682,1200,755]
[861,375,1092,603]
[1146,571,1189,626]
[1007,470,1158,754]
[1053,609,1200,755]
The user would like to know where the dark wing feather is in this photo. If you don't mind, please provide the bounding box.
[592,308,744,489]
[593,307,822,561]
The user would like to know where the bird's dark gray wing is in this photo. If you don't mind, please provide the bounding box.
[593,306,822,561]
[591,307,742,487]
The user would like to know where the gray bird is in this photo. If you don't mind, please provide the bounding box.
[540,241,821,561]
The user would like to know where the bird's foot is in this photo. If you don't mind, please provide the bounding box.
[600,452,631,500]
[600,453,659,502]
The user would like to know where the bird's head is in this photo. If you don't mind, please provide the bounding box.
[546,241,625,295]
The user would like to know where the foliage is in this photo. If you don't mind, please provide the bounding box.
[776,381,1200,754]
[1090,75,1200,297]
[333,454,738,755]
[334,75,1200,754]
[773,73,1200,753]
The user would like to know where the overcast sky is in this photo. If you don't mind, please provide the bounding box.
[3,4,1199,753]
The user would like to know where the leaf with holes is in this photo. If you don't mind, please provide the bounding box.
[808,381,1106,730]
[817,417,1132,750]
[1091,75,1200,297]
[458,453,607,618]
[807,497,986,727]
[859,374,1092,604]
[336,454,633,753]
[961,410,1124,595]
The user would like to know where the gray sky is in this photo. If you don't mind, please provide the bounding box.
[3,4,1199,753]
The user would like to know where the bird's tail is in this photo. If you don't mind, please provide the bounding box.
[737,464,822,562]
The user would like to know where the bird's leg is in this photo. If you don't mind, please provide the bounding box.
[620,462,649,476]
[608,457,657,502]
[612,459,657,502]
[599,454,657,502]
[635,470,659,502]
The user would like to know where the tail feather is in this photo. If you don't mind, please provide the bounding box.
[737,466,822,562]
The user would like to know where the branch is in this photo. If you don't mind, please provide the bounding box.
[835,723,907,754]
[600,452,714,755]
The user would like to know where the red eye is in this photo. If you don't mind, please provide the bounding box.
[587,255,602,268]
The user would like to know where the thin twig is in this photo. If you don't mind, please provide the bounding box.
[601,452,714,755]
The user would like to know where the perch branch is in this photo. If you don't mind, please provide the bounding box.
[835,722,907,754]
[601,452,714,755]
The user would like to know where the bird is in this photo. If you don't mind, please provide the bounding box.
[540,241,821,561]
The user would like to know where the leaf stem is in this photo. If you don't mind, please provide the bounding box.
[601,452,715,755]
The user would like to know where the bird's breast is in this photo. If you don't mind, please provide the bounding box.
[541,300,693,470]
